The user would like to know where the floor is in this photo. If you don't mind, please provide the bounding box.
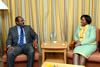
[0,56,42,67]
[0,61,42,67]
[0,62,3,67]
[0,60,41,67]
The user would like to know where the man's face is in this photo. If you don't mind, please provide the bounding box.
[16,17,24,27]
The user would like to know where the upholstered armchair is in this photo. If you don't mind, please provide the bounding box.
[67,28,100,67]
[2,40,39,67]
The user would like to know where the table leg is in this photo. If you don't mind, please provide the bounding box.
[42,49,45,63]
[64,49,66,63]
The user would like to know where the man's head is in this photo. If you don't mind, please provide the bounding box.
[15,16,24,27]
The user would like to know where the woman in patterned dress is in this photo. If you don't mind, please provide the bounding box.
[73,15,97,65]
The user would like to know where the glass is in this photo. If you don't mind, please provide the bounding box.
[50,32,57,42]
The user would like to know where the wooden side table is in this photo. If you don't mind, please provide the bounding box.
[41,41,68,64]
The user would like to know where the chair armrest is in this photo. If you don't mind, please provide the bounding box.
[4,48,7,54]
[98,41,100,52]
[69,40,75,50]
[4,41,39,54]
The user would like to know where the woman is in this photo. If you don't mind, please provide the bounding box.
[73,15,97,65]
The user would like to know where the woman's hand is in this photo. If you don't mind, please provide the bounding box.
[75,41,81,47]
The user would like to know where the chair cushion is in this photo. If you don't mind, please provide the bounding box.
[88,51,100,62]
[67,50,73,58]
[2,51,39,63]
[67,50,100,63]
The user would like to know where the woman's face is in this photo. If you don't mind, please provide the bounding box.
[81,17,87,26]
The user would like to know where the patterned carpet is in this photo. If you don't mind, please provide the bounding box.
[0,61,3,67]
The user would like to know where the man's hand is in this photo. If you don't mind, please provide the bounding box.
[7,47,15,52]
[33,40,38,49]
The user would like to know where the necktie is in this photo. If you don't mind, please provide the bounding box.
[19,27,24,46]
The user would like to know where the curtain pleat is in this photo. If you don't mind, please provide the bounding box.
[0,0,100,53]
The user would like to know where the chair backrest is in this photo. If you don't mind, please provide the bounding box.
[96,28,100,48]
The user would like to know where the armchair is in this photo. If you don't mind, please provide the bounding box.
[67,28,100,67]
[2,40,39,67]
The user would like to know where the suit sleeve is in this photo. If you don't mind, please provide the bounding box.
[74,24,80,41]
[6,28,13,48]
[81,26,96,45]
[29,26,38,40]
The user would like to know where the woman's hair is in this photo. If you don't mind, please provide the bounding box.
[80,15,92,24]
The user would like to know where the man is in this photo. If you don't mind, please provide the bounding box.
[6,16,38,67]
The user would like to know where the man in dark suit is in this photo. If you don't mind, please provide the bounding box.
[6,16,38,67]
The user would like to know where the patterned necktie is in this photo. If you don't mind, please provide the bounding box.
[19,27,24,46]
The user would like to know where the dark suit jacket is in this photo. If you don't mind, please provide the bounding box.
[6,25,38,47]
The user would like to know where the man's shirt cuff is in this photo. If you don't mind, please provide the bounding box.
[7,45,11,48]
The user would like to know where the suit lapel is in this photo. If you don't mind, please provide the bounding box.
[14,26,18,40]
[84,25,91,38]
[23,26,27,35]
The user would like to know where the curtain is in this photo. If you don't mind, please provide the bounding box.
[0,0,100,54]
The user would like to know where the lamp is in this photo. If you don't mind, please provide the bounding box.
[0,0,8,10]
